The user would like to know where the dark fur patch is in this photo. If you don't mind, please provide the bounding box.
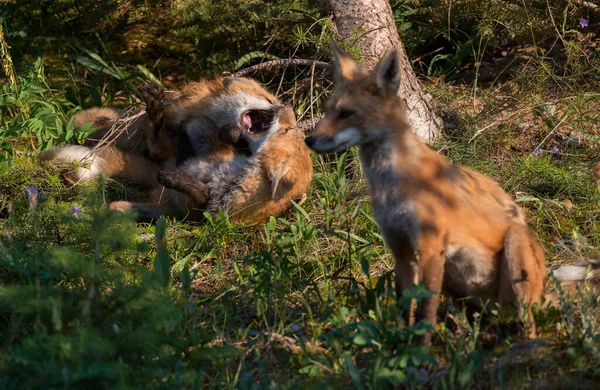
[218,123,243,145]
[436,162,460,182]
[157,169,210,208]
[508,204,520,219]
[513,269,529,283]
[132,204,164,224]
[420,221,439,236]
[173,130,195,165]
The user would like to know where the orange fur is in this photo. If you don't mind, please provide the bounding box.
[45,77,279,187]
[159,106,313,225]
[149,77,280,163]
[102,81,307,226]
[227,108,313,225]
[306,41,547,343]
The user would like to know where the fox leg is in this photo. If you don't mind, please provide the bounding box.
[386,233,418,326]
[500,225,546,338]
[142,81,165,139]
[156,169,210,210]
[142,81,176,161]
[39,144,160,188]
[110,201,165,223]
[415,232,446,344]
[109,187,167,223]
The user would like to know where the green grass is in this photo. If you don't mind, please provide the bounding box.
[2,1,600,388]
[1,123,599,388]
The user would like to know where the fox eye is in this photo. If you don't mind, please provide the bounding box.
[337,109,354,120]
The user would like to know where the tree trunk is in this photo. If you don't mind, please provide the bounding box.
[328,0,441,142]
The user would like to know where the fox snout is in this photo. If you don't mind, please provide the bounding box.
[305,127,362,154]
[304,135,321,149]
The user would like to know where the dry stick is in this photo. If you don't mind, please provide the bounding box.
[468,92,600,143]
[577,0,598,10]
[88,107,146,156]
[68,107,149,186]
[309,29,328,128]
[546,0,566,48]
[530,114,568,156]
[233,59,332,77]
[298,84,331,121]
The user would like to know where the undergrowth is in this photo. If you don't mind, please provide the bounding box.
[1,0,600,388]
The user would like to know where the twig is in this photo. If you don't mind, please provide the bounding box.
[60,107,149,186]
[576,0,598,10]
[468,92,600,143]
[530,114,568,156]
[233,59,332,77]
[546,0,566,48]
[411,46,444,65]
[89,107,146,155]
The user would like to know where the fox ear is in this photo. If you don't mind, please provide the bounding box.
[270,164,294,202]
[374,49,401,93]
[330,39,363,83]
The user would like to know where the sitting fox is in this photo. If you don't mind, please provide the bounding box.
[113,105,313,225]
[40,77,281,188]
[306,41,599,343]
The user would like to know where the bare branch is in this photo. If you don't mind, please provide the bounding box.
[233,59,332,77]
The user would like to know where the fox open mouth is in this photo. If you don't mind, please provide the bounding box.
[241,109,276,134]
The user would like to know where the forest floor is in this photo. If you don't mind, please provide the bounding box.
[1,2,600,388]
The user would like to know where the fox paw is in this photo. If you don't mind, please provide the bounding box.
[156,168,179,189]
[142,81,165,121]
[109,201,132,213]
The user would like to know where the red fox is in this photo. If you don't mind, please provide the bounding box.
[113,105,313,225]
[40,77,280,188]
[305,41,549,343]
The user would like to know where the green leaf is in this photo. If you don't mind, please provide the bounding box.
[155,217,167,241]
[514,196,541,204]
[154,217,170,287]
[136,65,163,85]
[376,367,407,386]
[181,265,191,292]
[360,256,370,278]
[353,333,369,347]
[343,352,364,390]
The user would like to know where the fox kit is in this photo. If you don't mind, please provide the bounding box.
[143,78,280,164]
[120,105,313,225]
[40,77,280,188]
[305,41,547,343]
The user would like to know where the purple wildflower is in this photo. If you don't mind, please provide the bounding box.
[580,18,589,29]
[25,185,38,208]
[532,149,542,157]
[550,145,560,153]
[72,205,82,215]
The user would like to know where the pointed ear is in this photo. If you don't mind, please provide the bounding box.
[270,164,294,202]
[330,39,363,83]
[373,50,401,93]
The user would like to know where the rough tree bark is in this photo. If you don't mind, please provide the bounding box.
[327,0,442,142]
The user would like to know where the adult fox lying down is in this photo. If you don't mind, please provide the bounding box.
[305,40,598,343]
[112,105,313,226]
[39,77,281,188]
